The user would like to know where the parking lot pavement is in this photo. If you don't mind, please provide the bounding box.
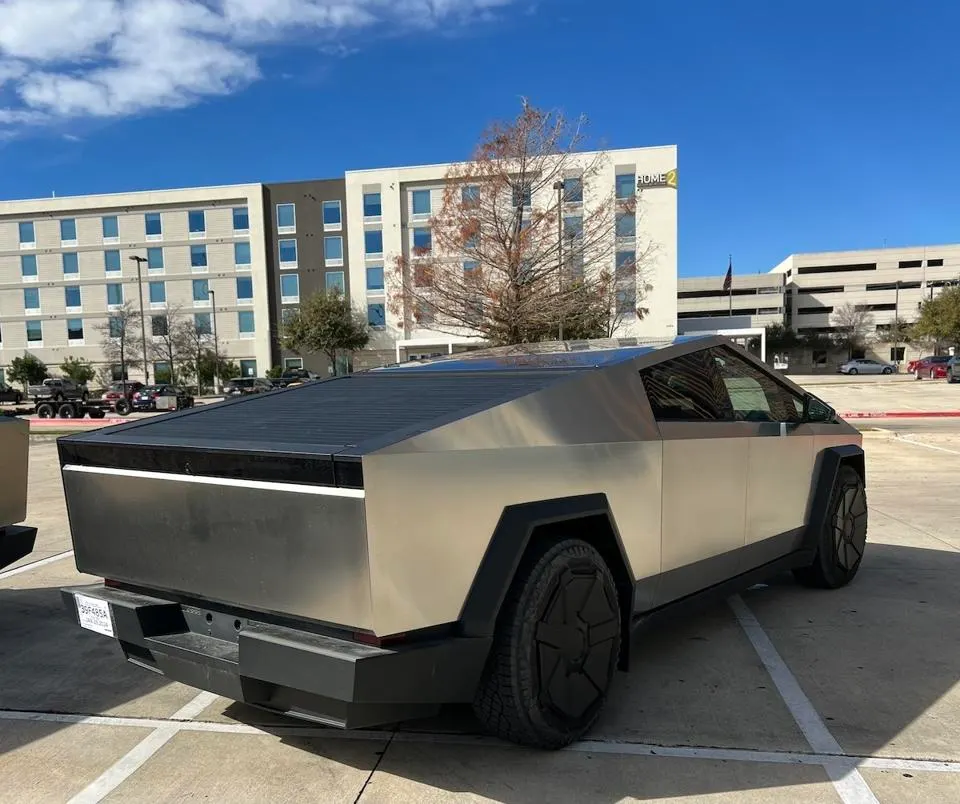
[800,378,960,415]
[3,432,960,802]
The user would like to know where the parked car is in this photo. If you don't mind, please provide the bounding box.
[28,377,88,402]
[911,355,951,380]
[837,358,895,375]
[223,377,275,397]
[60,335,868,750]
[131,384,195,412]
[947,356,960,384]
[100,381,145,414]
[0,382,23,405]
[275,368,321,388]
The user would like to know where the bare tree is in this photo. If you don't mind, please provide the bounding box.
[388,99,659,346]
[148,304,186,384]
[96,302,143,384]
[831,303,874,358]
[172,316,213,394]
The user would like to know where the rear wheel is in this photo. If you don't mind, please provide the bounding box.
[88,409,106,419]
[472,539,621,749]
[115,399,131,416]
[794,465,867,589]
[36,403,54,419]
[57,403,75,419]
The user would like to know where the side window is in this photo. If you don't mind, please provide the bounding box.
[640,350,733,421]
[710,347,803,423]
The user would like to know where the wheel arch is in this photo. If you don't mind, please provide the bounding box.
[802,444,865,555]
[458,493,636,669]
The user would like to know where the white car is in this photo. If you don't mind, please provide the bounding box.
[838,358,895,375]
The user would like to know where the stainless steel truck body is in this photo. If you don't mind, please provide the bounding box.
[59,335,868,748]
[1,416,36,570]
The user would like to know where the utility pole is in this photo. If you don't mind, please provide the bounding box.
[553,179,565,341]
[128,255,150,385]
[209,288,220,394]
[893,280,900,368]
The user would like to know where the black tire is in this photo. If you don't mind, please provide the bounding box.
[88,409,106,419]
[882,367,893,375]
[472,539,621,749]
[36,403,54,419]
[114,399,131,416]
[794,465,867,589]
[848,368,858,375]
[57,403,75,419]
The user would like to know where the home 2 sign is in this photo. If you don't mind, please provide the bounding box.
[636,169,678,190]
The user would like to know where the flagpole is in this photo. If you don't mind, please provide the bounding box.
[728,254,733,317]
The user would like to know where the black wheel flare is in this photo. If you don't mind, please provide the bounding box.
[532,563,619,723]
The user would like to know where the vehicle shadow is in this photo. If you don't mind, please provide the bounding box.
[1,541,958,802]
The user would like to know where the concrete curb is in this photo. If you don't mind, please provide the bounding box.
[839,410,960,419]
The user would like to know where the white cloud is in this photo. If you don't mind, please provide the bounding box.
[0,0,518,130]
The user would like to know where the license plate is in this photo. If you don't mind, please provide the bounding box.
[75,594,114,637]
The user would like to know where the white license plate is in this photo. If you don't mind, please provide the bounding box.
[75,594,114,637]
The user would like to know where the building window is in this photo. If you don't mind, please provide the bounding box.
[615,251,636,278]
[280,274,300,303]
[411,190,431,216]
[564,216,583,240]
[108,316,124,338]
[279,239,298,267]
[104,250,121,273]
[194,313,212,335]
[927,258,944,267]
[323,200,342,229]
[898,260,922,269]
[154,361,172,382]
[26,320,42,344]
[284,357,304,370]
[325,271,345,293]
[615,173,635,199]
[615,211,636,238]
[65,285,82,311]
[19,221,35,246]
[367,302,385,328]
[239,359,257,377]
[563,177,583,203]
[238,310,255,337]
[512,184,532,209]
[190,244,208,269]
[277,203,296,233]
[102,215,119,240]
[324,236,344,264]
[233,207,249,232]
[147,247,164,272]
[21,254,38,280]
[616,286,636,315]
[412,227,432,254]
[67,318,84,343]
[236,275,254,303]
[62,252,79,275]
[363,192,382,218]
[149,281,166,305]
[152,315,169,337]
[145,212,162,238]
[23,287,40,313]
[464,260,479,274]
[462,185,480,207]
[107,283,124,307]
[60,218,77,243]
[234,241,251,267]
[364,229,383,256]
[366,266,384,291]
[192,279,210,305]
[188,209,206,236]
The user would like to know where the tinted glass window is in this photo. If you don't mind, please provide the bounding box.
[710,347,803,423]
[640,350,732,421]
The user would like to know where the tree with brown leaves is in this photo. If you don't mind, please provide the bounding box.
[388,100,658,347]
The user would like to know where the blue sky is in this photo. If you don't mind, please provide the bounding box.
[0,0,957,277]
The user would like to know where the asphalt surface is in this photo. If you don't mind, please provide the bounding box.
[3,432,960,802]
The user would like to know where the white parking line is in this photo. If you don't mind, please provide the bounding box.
[895,437,960,455]
[0,549,74,580]
[66,691,219,804]
[729,594,880,804]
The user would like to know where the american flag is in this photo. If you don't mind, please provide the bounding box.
[723,256,733,292]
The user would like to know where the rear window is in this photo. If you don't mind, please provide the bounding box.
[932,356,951,363]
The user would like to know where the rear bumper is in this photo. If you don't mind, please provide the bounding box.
[61,584,491,729]
[0,525,37,571]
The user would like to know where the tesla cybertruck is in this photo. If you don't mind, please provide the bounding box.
[58,335,867,749]
[0,417,36,571]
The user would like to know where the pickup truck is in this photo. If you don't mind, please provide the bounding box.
[28,378,88,403]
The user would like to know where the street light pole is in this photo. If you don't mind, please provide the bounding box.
[209,289,220,394]
[128,255,150,385]
[552,179,565,341]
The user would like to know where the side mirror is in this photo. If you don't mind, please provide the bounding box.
[803,394,836,423]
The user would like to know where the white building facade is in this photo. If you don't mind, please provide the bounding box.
[0,185,271,386]
[344,147,679,367]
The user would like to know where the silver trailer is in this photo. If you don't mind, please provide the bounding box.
[58,335,867,748]
[0,417,36,570]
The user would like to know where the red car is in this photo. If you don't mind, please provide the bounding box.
[911,355,951,379]
[101,381,144,415]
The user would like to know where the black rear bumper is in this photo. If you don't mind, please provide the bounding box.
[61,584,491,729]
[0,526,37,571]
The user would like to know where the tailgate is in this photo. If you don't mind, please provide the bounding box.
[60,462,372,630]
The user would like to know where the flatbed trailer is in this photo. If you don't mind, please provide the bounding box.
[33,399,110,420]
